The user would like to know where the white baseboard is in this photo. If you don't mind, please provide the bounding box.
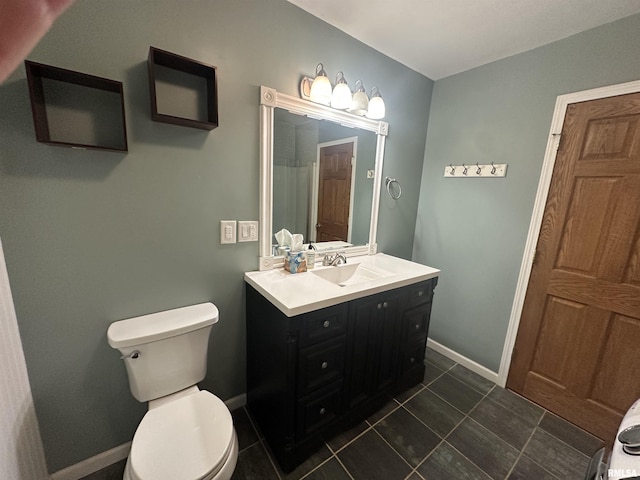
[426,338,499,384]
[49,392,248,480]
[225,392,247,411]
[49,442,131,480]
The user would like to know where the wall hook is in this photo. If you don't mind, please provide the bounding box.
[491,162,497,175]
[476,162,482,175]
[449,163,455,175]
[462,163,468,175]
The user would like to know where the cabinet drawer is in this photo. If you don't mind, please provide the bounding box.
[297,384,342,439]
[406,279,436,307]
[403,303,432,344]
[401,341,427,372]
[298,339,345,396]
[299,304,348,347]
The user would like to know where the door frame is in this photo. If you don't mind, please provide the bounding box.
[497,79,640,387]
[309,136,358,243]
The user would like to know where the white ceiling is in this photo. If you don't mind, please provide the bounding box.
[287,0,640,80]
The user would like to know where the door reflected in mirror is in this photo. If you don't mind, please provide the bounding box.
[273,108,376,247]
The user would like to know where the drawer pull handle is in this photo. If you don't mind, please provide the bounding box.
[418,290,424,297]
[383,301,388,308]
[323,320,330,328]
[377,303,383,309]
[319,407,326,415]
[321,361,328,369]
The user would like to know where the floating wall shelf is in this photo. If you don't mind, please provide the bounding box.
[147,47,218,130]
[24,60,128,152]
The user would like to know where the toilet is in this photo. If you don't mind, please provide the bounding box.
[107,302,238,480]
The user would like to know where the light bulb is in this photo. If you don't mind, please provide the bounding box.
[367,86,385,119]
[331,72,352,110]
[309,63,332,106]
[349,80,369,116]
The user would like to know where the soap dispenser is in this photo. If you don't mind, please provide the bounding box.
[306,243,316,270]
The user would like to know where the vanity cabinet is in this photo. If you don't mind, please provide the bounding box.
[246,277,437,472]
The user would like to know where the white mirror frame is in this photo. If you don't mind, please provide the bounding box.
[258,85,389,271]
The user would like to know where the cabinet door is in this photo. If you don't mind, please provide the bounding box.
[345,290,403,408]
[373,291,403,392]
[345,297,378,409]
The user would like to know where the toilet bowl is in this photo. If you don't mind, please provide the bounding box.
[108,303,237,480]
[124,389,238,480]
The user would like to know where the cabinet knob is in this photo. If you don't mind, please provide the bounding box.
[415,323,421,330]
[418,290,424,297]
[377,303,383,309]
[383,301,388,308]
[323,320,330,328]
[321,361,328,369]
[409,357,416,364]
[319,407,326,415]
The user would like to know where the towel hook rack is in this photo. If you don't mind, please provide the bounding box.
[385,176,402,200]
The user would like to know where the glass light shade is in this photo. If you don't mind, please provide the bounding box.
[367,87,385,119]
[310,63,332,106]
[349,80,369,116]
[331,72,352,110]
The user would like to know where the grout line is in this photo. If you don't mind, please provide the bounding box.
[424,377,497,479]
[259,440,284,480]
[412,438,445,472]
[298,455,335,480]
[501,410,561,480]
[334,454,356,480]
[536,410,599,461]
[443,442,493,480]
[327,422,373,455]
[370,425,416,472]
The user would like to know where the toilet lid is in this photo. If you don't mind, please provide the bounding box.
[129,391,234,480]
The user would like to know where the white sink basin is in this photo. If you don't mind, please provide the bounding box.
[312,262,393,287]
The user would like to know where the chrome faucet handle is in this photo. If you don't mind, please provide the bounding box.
[333,252,347,265]
[322,253,335,266]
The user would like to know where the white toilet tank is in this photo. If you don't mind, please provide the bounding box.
[107,303,219,402]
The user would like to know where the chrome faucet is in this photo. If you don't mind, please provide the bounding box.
[322,252,347,266]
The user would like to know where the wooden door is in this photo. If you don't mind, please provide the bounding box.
[316,143,353,242]
[507,93,640,444]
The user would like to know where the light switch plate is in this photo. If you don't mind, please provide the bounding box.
[220,220,237,244]
[238,220,259,242]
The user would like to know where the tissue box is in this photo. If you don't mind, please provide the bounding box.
[284,251,307,274]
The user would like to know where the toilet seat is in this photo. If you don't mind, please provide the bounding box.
[128,390,234,480]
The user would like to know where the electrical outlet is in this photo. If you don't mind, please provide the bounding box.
[238,220,259,242]
[220,220,236,244]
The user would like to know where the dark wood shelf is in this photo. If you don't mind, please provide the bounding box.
[147,47,218,130]
[24,61,128,152]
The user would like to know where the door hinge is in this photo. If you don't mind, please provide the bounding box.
[552,133,562,152]
[532,249,537,265]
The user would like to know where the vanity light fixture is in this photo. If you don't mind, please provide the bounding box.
[309,63,332,106]
[367,86,386,120]
[331,71,352,110]
[349,80,369,116]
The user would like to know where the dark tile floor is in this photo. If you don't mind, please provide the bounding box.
[82,348,605,480]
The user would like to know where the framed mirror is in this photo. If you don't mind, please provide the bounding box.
[258,86,389,270]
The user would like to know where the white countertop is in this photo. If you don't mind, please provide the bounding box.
[244,253,440,317]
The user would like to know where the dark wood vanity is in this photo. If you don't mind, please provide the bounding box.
[245,277,438,472]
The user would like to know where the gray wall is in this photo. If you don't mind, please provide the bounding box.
[413,13,640,372]
[0,0,433,472]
